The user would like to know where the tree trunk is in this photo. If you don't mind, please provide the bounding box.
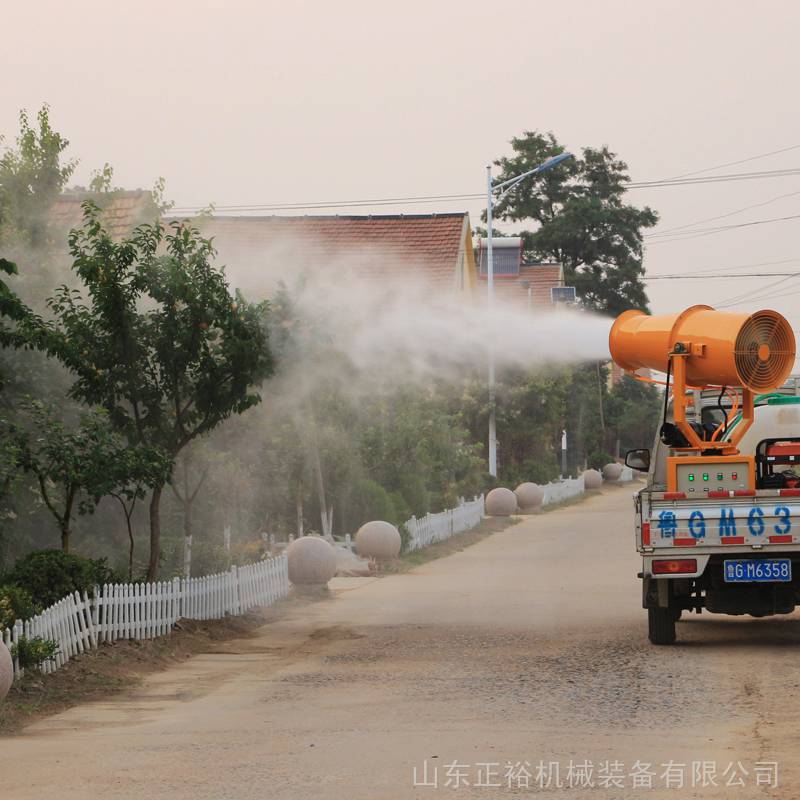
[596,361,606,437]
[296,484,304,537]
[326,504,334,539]
[61,488,75,553]
[183,492,193,578]
[126,513,135,581]
[183,534,193,579]
[311,442,331,538]
[147,484,163,582]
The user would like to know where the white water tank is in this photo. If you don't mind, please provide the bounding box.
[737,399,800,455]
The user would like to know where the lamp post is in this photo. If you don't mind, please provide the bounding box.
[485,152,573,477]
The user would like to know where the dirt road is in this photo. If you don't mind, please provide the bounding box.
[3,487,799,798]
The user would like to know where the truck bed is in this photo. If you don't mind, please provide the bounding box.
[636,488,800,578]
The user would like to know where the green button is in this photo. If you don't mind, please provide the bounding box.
[717,473,724,480]
[703,473,709,481]
[688,474,695,481]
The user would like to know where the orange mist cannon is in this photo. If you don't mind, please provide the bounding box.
[609,305,795,463]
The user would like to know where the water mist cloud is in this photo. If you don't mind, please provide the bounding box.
[218,234,613,387]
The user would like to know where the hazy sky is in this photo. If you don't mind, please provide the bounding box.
[4,0,800,329]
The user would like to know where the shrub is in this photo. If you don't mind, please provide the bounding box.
[3,550,117,609]
[387,491,413,526]
[0,584,36,630]
[11,635,59,671]
[189,541,232,576]
[347,479,397,528]
[587,451,616,471]
[230,540,265,566]
[159,537,232,578]
[398,522,412,554]
[394,474,429,518]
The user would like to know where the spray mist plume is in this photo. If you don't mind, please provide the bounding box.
[218,237,613,393]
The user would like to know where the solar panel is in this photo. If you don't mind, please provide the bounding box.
[550,286,577,304]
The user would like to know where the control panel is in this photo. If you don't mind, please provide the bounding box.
[668,456,754,494]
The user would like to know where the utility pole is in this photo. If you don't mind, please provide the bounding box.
[486,164,497,477]
[484,152,574,477]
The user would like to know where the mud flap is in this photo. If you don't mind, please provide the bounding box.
[657,578,670,608]
[642,575,671,609]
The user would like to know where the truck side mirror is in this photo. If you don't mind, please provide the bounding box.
[625,448,650,472]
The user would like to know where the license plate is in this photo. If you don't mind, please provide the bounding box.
[723,559,792,583]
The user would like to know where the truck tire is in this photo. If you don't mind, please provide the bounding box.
[648,607,676,645]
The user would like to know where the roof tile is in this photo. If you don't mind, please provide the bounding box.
[182,214,468,289]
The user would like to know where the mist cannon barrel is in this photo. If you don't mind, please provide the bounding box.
[608,304,795,392]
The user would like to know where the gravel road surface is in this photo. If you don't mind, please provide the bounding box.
[2,486,798,799]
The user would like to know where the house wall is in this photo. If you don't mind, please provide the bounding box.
[458,217,480,296]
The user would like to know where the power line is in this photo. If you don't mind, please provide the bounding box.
[678,257,800,277]
[720,283,800,307]
[643,212,800,245]
[645,272,799,280]
[716,273,800,308]
[667,143,800,180]
[169,166,800,215]
[647,190,800,237]
[628,167,800,189]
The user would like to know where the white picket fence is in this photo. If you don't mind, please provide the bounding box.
[541,475,586,506]
[1,554,289,682]
[404,495,485,552]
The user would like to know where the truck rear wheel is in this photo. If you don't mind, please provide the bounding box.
[648,607,676,645]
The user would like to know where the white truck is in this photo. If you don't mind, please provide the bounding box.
[628,386,800,644]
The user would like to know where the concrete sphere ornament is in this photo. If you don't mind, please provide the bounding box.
[515,482,544,512]
[355,521,402,560]
[602,462,623,482]
[286,536,337,586]
[583,469,603,490]
[0,639,13,701]
[485,487,518,516]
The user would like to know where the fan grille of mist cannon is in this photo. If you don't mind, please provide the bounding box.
[734,310,795,391]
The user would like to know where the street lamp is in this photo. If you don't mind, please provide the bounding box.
[485,152,573,477]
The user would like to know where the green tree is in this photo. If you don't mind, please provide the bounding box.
[15,401,165,553]
[0,105,76,250]
[490,131,657,314]
[44,205,274,578]
[605,374,662,456]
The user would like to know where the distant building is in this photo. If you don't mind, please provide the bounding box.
[474,237,566,308]
[184,212,479,298]
[50,189,157,240]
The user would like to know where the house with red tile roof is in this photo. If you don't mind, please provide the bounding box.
[185,212,479,298]
[50,189,158,240]
[48,197,481,299]
[474,237,567,309]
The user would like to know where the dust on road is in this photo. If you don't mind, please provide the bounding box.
[2,487,799,799]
